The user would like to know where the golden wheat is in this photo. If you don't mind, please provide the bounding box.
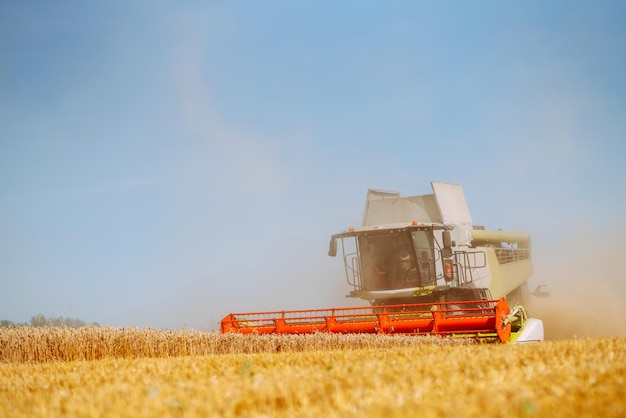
[0,327,466,363]
[0,329,624,417]
[0,338,624,417]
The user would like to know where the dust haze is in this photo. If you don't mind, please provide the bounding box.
[115,232,354,331]
[115,11,626,335]
[109,20,364,331]
[529,222,626,339]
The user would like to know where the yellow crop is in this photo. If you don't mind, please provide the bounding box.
[0,327,465,363]
[0,328,624,418]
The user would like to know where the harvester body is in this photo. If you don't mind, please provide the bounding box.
[220,182,544,343]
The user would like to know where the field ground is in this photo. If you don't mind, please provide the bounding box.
[1,330,625,417]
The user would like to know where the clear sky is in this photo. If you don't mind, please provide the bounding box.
[1,1,625,332]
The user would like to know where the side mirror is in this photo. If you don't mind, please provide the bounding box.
[442,230,453,258]
[328,239,337,257]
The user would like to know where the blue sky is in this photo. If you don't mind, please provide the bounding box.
[1,1,625,331]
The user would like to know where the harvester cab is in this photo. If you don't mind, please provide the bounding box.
[329,182,530,306]
[221,182,544,343]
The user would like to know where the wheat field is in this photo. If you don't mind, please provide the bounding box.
[1,328,625,417]
[0,327,470,363]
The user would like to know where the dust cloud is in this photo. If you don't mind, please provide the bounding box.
[529,222,626,339]
[116,231,354,331]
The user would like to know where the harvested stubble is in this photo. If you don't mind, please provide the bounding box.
[0,330,624,418]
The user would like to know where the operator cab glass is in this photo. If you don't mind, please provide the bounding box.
[358,229,436,290]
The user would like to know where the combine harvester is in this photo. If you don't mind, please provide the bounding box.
[221,182,544,343]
